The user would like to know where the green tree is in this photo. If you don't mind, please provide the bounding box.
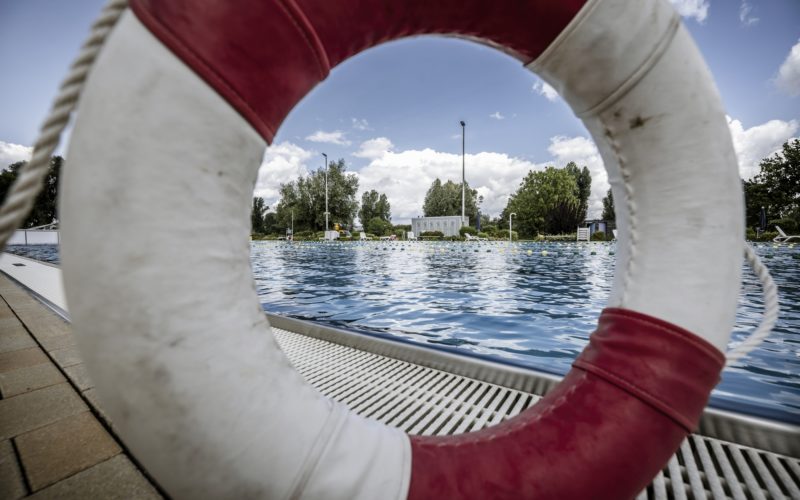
[546,198,582,234]
[359,190,391,225]
[375,193,390,222]
[565,162,591,222]
[422,178,478,223]
[743,180,771,230]
[601,188,615,222]
[742,140,800,231]
[274,159,359,232]
[263,211,280,234]
[754,139,799,220]
[251,197,268,234]
[367,217,393,236]
[502,166,581,237]
[0,156,62,228]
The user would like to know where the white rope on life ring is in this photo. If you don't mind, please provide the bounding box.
[0,0,777,498]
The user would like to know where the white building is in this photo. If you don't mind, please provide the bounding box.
[411,216,468,237]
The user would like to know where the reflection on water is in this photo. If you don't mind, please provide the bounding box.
[251,240,799,423]
[6,241,799,422]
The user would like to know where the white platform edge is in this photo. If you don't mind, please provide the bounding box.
[0,252,68,314]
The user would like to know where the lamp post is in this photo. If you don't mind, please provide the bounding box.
[460,120,466,226]
[322,152,329,232]
[509,212,516,242]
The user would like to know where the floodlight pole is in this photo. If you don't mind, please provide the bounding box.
[322,153,329,232]
[460,120,466,226]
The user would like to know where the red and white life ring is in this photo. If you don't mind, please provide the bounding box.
[60,0,743,498]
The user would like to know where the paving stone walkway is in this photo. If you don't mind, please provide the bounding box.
[0,274,161,499]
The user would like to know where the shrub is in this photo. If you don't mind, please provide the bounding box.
[367,217,393,236]
[459,226,477,237]
[494,230,519,241]
[745,229,778,242]
[421,230,444,237]
[591,231,607,241]
[490,229,518,240]
[445,235,460,241]
[536,233,577,242]
[768,218,798,233]
[293,230,314,240]
[477,232,489,239]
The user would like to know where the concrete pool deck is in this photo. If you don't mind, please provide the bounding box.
[0,274,161,499]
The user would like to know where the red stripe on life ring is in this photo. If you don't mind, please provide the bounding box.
[408,308,724,500]
[129,0,587,143]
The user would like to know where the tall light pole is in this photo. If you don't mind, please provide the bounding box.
[322,152,329,232]
[460,120,466,226]
[509,212,517,242]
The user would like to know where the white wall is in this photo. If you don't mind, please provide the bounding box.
[8,230,60,245]
[411,216,467,237]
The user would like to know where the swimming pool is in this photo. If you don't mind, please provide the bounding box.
[250,240,799,423]
[7,241,799,422]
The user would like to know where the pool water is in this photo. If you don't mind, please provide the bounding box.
[250,240,799,423]
[7,241,800,422]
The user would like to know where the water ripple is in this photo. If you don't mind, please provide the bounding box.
[251,240,799,423]
[7,241,798,422]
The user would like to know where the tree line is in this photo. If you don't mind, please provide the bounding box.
[743,139,799,235]
[230,141,800,241]
[251,158,396,237]
[253,158,597,239]
[0,157,62,228]
[0,143,792,241]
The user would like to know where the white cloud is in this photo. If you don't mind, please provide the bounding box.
[738,1,759,27]
[668,0,709,23]
[354,135,607,222]
[356,148,538,221]
[351,118,370,131]
[254,142,313,207]
[775,39,800,97]
[353,137,393,159]
[490,111,505,120]
[256,116,799,223]
[305,130,351,146]
[532,79,559,102]
[727,116,799,179]
[0,141,33,169]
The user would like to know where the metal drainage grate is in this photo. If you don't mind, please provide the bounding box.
[273,327,800,499]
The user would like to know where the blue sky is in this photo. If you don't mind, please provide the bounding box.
[1,0,798,222]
